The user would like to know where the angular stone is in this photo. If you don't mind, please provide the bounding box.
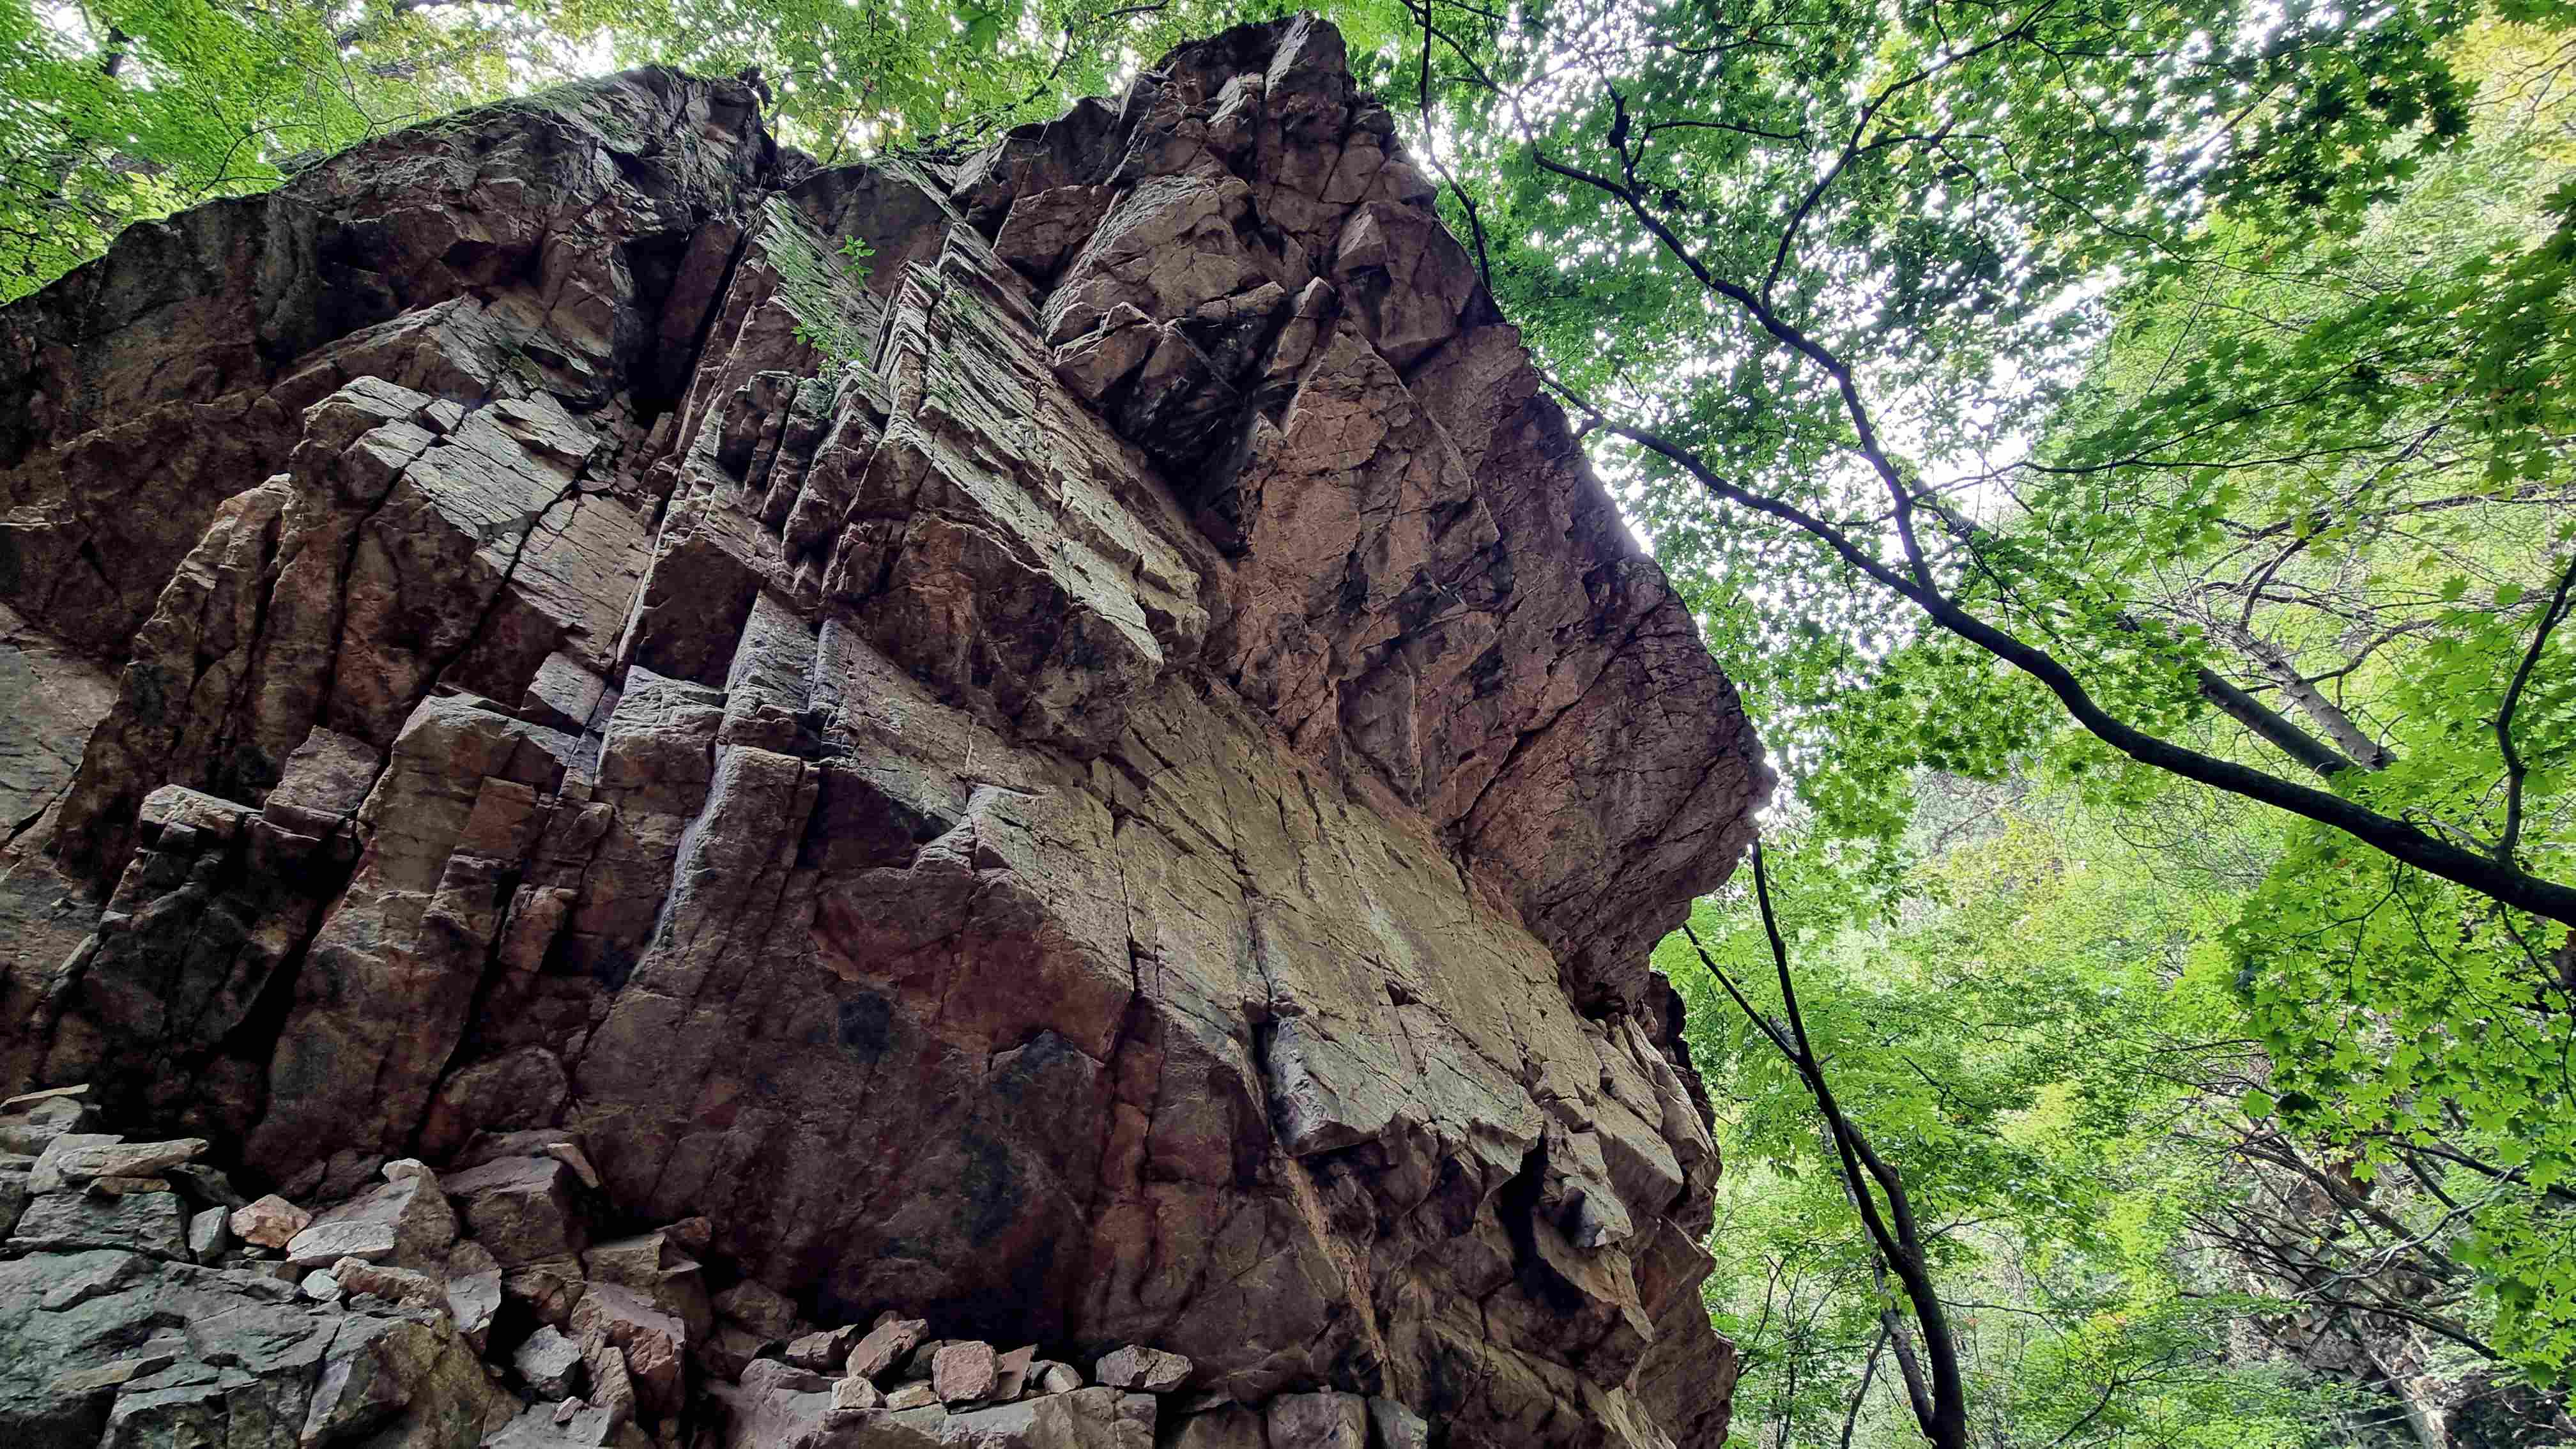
[834,1375,887,1411]
[1092,1346,1191,1392]
[940,1388,1158,1449]
[900,1340,950,1380]
[786,1322,863,1372]
[504,1255,589,1327]
[885,1382,942,1412]
[574,1281,689,1415]
[443,1153,583,1266]
[932,1341,998,1404]
[1036,1363,1084,1396]
[519,1325,590,1398]
[0,1085,94,1155]
[845,1315,926,1380]
[446,1241,505,1353]
[230,1192,309,1248]
[992,1344,1037,1401]
[284,1172,457,1268]
[28,1134,205,1192]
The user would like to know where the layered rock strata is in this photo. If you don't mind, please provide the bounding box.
[0,17,1768,1449]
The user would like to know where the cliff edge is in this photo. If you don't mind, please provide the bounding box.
[0,18,1770,1449]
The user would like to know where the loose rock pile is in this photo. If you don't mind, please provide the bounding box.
[1,1085,1430,1449]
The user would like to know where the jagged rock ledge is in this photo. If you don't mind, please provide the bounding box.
[0,17,1769,1449]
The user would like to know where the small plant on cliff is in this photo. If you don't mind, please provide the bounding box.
[770,213,877,371]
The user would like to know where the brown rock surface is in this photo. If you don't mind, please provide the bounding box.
[0,19,1766,1449]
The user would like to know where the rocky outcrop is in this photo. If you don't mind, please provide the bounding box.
[0,17,1767,1449]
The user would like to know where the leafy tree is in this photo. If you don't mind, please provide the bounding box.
[0,0,1417,299]
[1400,0,2576,922]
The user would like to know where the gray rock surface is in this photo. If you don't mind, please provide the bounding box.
[0,20,1763,1449]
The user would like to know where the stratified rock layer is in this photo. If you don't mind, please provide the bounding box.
[0,18,1767,1449]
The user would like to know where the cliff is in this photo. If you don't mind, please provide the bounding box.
[0,17,1770,1449]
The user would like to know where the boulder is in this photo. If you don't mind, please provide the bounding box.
[1093,1347,1190,1393]
[518,1326,589,1399]
[786,1324,864,1372]
[284,1173,457,1269]
[992,1346,1037,1401]
[933,1341,999,1405]
[185,1206,229,1262]
[27,1135,205,1192]
[885,1383,942,1412]
[230,1193,310,1248]
[444,1156,584,1266]
[845,1317,927,1381]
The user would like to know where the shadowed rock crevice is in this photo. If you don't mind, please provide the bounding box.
[1,19,1767,1449]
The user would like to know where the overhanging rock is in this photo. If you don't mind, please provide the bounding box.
[0,17,1770,1449]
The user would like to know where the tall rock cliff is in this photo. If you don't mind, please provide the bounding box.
[0,17,1770,1449]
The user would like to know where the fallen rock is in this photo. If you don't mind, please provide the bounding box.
[933,1341,999,1405]
[185,1205,229,1261]
[1093,1346,1191,1393]
[284,1172,457,1269]
[992,1345,1036,1401]
[833,1375,886,1412]
[885,1382,942,1412]
[573,1282,688,1416]
[230,1193,310,1248]
[845,1316,927,1380]
[446,1238,505,1352]
[332,1254,448,1309]
[786,1323,863,1372]
[519,1325,589,1398]
[940,1388,1158,1449]
[0,1086,94,1155]
[29,1135,205,1192]
[1035,1363,1084,1397]
[443,1155,584,1266]
[504,1255,590,1327]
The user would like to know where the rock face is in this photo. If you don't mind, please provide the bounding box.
[0,17,1767,1449]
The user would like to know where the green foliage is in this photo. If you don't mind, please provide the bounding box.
[1667,807,2382,1445]
[774,220,879,368]
[0,0,1419,300]
[1,0,528,298]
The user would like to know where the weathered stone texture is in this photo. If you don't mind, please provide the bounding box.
[0,18,1766,1449]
